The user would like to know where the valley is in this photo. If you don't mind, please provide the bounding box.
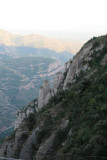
[0,56,63,134]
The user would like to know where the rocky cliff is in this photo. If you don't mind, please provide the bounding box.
[14,72,64,130]
[63,40,103,89]
[14,99,38,130]
[0,35,107,160]
[38,72,63,110]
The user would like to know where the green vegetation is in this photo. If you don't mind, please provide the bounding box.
[53,128,69,150]
[86,34,107,45]
[0,138,4,147]
[26,113,37,131]
[37,43,107,159]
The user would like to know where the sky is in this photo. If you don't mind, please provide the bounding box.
[0,0,107,38]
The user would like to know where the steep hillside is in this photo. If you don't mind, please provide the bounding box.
[0,35,107,160]
[0,30,82,54]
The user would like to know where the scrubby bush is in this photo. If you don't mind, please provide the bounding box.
[27,113,36,131]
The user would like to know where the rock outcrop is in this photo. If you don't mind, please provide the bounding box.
[64,59,72,72]
[15,71,64,129]
[53,72,64,93]
[14,99,37,130]
[0,122,29,159]
[38,72,64,110]
[63,39,106,89]
[19,126,41,160]
[63,43,92,89]
[38,80,51,110]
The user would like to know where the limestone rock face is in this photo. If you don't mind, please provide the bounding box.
[43,80,50,95]
[7,127,29,158]
[38,72,64,110]
[14,99,37,130]
[19,126,40,160]
[35,119,69,160]
[38,86,45,110]
[38,80,51,110]
[63,41,106,89]
[63,43,93,89]
[63,41,105,89]
[65,59,72,72]
[35,133,56,160]
[0,123,29,159]
[53,72,64,93]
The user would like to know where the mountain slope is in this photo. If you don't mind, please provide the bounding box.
[0,35,107,160]
[0,30,83,54]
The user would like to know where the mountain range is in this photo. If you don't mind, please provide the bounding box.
[0,30,83,54]
[0,34,107,160]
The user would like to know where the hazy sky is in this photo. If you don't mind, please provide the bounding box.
[0,0,107,35]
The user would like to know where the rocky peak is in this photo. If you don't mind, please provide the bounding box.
[43,80,50,95]
[63,36,107,89]
[38,71,64,110]
[38,80,51,110]
[14,71,64,130]
[63,43,92,89]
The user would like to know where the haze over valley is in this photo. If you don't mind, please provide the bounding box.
[0,30,83,54]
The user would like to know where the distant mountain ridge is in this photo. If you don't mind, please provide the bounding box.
[0,29,83,54]
[0,44,73,62]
